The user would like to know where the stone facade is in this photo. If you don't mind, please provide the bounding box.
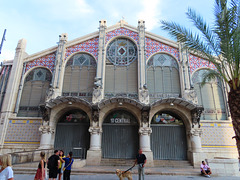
[0,20,237,168]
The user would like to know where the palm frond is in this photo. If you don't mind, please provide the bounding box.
[186,8,220,57]
[200,69,222,86]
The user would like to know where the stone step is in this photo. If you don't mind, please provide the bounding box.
[12,166,200,176]
[100,159,135,166]
[154,160,193,168]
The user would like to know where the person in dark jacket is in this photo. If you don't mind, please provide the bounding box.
[48,150,60,180]
[134,149,147,180]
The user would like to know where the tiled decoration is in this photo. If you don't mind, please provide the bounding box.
[4,119,42,145]
[105,28,139,44]
[201,122,236,148]
[25,53,56,73]
[189,54,216,74]
[65,38,99,60]
[145,38,180,60]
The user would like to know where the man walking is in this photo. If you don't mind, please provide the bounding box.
[134,149,147,180]
[47,150,60,180]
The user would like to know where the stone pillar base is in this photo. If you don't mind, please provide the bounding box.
[86,150,102,165]
[143,151,154,167]
[190,151,203,168]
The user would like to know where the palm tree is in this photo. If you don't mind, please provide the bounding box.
[161,0,240,156]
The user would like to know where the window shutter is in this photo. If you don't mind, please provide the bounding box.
[163,67,171,93]
[126,61,137,93]
[105,64,115,93]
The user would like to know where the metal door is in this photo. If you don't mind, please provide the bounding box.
[54,123,90,159]
[102,124,139,159]
[151,124,187,160]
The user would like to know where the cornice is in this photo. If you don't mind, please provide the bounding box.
[145,31,178,48]
[24,46,58,63]
[66,31,99,48]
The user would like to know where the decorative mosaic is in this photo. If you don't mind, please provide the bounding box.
[4,119,42,144]
[105,28,139,44]
[25,53,56,73]
[145,38,180,60]
[201,123,236,148]
[189,54,216,73]
[65,38,99,60]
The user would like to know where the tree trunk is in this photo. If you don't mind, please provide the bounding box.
[228,86,240,158]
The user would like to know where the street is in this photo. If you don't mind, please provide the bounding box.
[14,174,240,180]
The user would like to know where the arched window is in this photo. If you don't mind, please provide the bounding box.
[18,68,52,117]
[147,53,181,102]
[105,38,138,98]
[192,69,227,120]
[62,53,96,101]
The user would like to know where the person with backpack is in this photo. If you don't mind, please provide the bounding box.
[61,152,74,180]
[47,150,60,180]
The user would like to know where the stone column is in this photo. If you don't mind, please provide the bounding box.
[86,106,102,165]
[92,20,107,104]
[86,127,102,165]
[0,39,27,150]
[139,127,152,151]
[138,20,149,104]
[139,107,153,167]
[39,121,55,149]
[188,128,203,167]
[47,33,68,100]
[139,127,154,167]
[89,127,102,150]
[189,128,203,153]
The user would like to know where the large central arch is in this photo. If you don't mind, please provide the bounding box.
[102,109,139,159]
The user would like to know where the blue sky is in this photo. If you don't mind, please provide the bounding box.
[0,0,215,62]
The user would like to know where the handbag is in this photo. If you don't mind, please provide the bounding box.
[63,159,72,171]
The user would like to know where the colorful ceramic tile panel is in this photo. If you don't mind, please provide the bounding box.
[65,38,99,60]
[201,123,236,148]
[25,53,56,73]
[4,119,41,144]
[189,54,216,73]
[145,38,180,60]
[105,28,139,44]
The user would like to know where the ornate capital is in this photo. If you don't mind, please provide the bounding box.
[139,127,152,135]
[188,128,203,137]
[191,106,204,128]
[39,121,55,134]
[89,126,102,135]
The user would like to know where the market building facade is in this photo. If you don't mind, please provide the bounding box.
[0,20,237,167]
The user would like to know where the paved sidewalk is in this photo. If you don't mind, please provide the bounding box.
[14,174,240,180]
[13,165,200,176]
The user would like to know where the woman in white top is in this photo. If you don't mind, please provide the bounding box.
[0,154,14,180]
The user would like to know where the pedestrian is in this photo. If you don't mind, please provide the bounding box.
[34,151,46,180]
[62,152,74,180]
[134,149,147,180]
[58,150,65,180]
[201,160,212,178]
[0,154,14,180]
[47,150,60,180]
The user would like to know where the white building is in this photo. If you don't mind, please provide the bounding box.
[0,20,237,167]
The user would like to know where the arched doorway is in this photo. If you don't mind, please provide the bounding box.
[102,110,139,159]
[54,109,90,159]
[151,111,187,160]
